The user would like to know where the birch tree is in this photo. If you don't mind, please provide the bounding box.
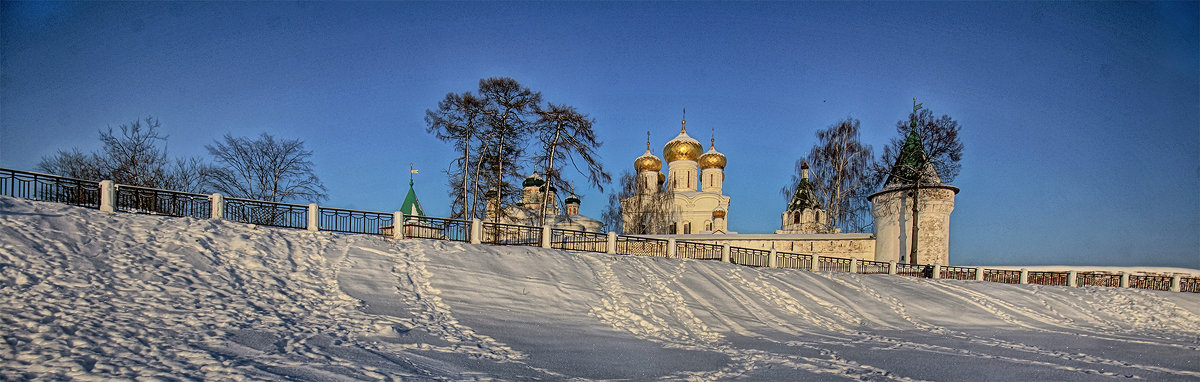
[425,91,486,218]
[791,117,875,233]
[478,77,541,222]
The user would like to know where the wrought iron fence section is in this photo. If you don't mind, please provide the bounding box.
[983,269,1021,284]
[776,252,812,269]
[114,185,210,218]
[730,247,770,267]
[676,241,723,260]
[1129,275,1172,291]
[551,229,607,252]
[0,168,100,208]
[403,216,469,242]
[1076,272,1121,288]
[481,222,541,246]
[894,263,926,277]
[857,260,891,275]
[615,236,668,257]
[1027,271,1069,286]
[940,265,977,280]
[819,256,852,272]
[223,198,307,229]
[318,207,392,235]
[1180,277,1200,293]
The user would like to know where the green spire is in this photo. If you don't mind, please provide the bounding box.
[402,164,425,216]
[884,99,939,187]
[787,161,821,211]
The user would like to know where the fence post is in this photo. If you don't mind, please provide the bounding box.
[1120,272,1129,288]
[606,232,617,254]
[1019,268,1029,284]
[721,244,731,263]
[1067,271,1077,287]
[210,193,224,219]
[470,219,482,244]
[541,225,552,249]
[667,238,677,258]
[769,249,778,268]
[99,180,115,212]
[932,264,941,279]
[1171,275,1182,292]
[392,211,404,239]
[975,266,985,281]
[849,257,858,273]
[811,255,820,272]
[888,260,897,275]
[306,203,319,231]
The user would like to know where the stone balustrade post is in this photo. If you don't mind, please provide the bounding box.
[721,244,731,263]
[1067,271,1077,287]
[769,249,778,268]
[99,180,115,212]
[888,260,897,275]
[307,203,320,232]
[392,212,404,239]
[210,193,224,219]
[470,219,482,244]
[606,232,617,254]
[667,238,677,258]
[1019,268,1029,284]
[1171,275,1181,292]
[1120,272,1130,288]
[810,255,820,272]
[541,225,552,249]
[975,266,985,281]
[932,264,941,279]
[849,257,858,273]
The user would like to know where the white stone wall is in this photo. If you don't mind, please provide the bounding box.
[870,186,955,265]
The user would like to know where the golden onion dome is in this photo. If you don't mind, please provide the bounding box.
[712,208,726,219]
[663,122,702,162]
[633,147,662,172]
[698,140,726,169]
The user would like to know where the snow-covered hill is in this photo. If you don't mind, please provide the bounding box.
[2,196,1198,381]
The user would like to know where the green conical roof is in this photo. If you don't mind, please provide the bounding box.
[401,180,425,217]
[787,162,821,211]
[884,130,940,188]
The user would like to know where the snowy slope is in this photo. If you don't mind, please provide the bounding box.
[2,195,1198,381]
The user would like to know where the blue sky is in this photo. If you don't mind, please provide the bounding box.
[2,1,1197,268]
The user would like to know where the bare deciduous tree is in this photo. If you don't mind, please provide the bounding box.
[786,117,874,233]
[478,77,541,223]
[602,170,673,234]
[532,103,611,226]
[37,116,209,193]
[204,133,327,203]
[426,91,486,218]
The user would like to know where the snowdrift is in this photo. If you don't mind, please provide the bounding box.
[2,196,1198,380]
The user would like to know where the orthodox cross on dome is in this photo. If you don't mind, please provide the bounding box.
[681,108,687,132]
[646,131,651,150]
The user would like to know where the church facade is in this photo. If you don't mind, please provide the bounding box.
[622,118,732,235]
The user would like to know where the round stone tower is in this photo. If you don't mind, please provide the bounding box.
[869,130,958,266]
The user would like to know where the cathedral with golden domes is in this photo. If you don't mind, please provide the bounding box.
[622,117,733,234]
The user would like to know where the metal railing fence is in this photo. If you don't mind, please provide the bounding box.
[940,265,977,281]
[857,260,891,275]
[984,269,1022,284]
[819,256,852,272]
[730,247,770,267]
[1129,275,1172,291]
[1076,272,1121,288]
[482,222,541,246]
[676,241,723,261]
[318,206,392,235]
[551,228,607,252]
[776,252,812,270]
[224,197,308,229]
[115,185,210,219]
[616,235,668,257]
[894,263,926,278]
[1027,271,1069,286]
[404,216,470,242]
[0,168,100,209]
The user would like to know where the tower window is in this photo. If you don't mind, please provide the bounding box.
[684,222,691,234]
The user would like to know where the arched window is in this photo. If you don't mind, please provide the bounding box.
[793,212,800,224]
[705,221,712,231]
[683,222,691,234]
[668,223,677,234]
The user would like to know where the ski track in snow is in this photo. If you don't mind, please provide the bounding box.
[2,196,1199,380]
